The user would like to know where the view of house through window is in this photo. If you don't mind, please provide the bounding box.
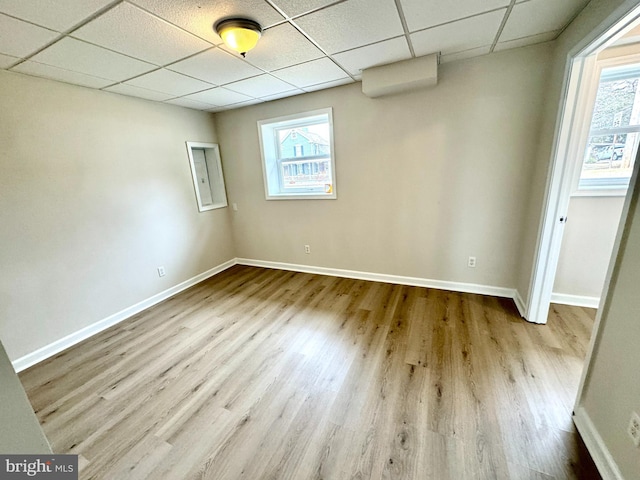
[258,108,336,199]
[578,62,640,190]
[278,125,331,190]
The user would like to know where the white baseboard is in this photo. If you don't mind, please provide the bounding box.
[12,259,237,372]
[513,290,526,318]
[551,292,600,308]
[573,407,624,480]
[13,258,523,372]
[237,258,518,301]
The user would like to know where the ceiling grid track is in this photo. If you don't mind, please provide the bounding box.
[0,0,596,111]
[490,0,518,53]
[392,0,416,58]
[264,0,358,82]
[7,0,126,70]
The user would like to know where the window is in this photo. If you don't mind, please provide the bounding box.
[577,61,640,192]
[258,108,336,200]
[186,142,228,211]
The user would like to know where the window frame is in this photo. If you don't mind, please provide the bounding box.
[257,108,336,200]
[572,53,640,197]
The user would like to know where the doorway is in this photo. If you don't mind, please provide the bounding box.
[552,36,640,311]
[526,3,640,326]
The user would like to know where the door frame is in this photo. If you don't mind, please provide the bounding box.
[525,1,640,325]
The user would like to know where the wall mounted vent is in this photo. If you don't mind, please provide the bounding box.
[362,53,438,98]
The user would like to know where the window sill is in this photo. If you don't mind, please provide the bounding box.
[265,193,337,200]
[571,187,628,197]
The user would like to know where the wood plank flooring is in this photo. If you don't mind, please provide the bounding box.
[18,266,601,479]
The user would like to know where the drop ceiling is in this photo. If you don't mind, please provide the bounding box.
[0,0,590,112]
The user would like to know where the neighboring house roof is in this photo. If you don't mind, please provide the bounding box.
[282,129,329,146]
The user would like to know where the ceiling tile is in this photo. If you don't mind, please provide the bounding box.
[0,0,114,32]
[0,52,18,68]
[494,30,559,52]
[400,0,510,32]
[333,37,411,75]
[273,57,348,88]
[225,74,295,97]
[0,0,579,112]
[29,37,156,82]
[72,2,211,66]
[126,68,213,96]
[105,83,174,101]
[165,97,215,109]
[232,23,323,72]
[0,13,58,58]
[500,0,589,42]
[303,77,354,92]
[410,10,505,56]
[130,0,284,44]
[260,89,305,101]
[226,98,264,108]
[183,87,254,106]
[207,98,264,112]
[168,48,263,86]
[272,0,338,18]
[11,60,113,88]
[294,0,404,54]
[440,45,491,64]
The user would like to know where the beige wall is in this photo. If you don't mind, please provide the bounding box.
[553,196,625,298]
[0,340,50,453]
[0,70,234,361]
[579,170,640,479]
[217,43,552,290]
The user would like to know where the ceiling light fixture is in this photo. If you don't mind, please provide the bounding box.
[214,18,262,58]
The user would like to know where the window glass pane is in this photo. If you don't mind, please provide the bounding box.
[281,158,332,190]
[590,73,640,130]
[580,133,638,185]
[578,63,640,190]
[278,122,332,190]
[259,108,336,199]
[277,124,330,159]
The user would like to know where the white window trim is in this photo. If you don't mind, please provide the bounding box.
[571,52,640,197]
[257,108,336,200]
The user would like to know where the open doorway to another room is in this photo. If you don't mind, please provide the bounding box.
[552,24,640,311]
[526,4,640,328]
[526,8,640,474]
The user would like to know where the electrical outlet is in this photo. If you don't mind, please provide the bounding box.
[468,256,476,268]
[628,411,640,447]
[304,245,311,254]
[232,203,238,211]
[157,266,166,277]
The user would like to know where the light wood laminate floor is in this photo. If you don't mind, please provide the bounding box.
[19,266,601,479]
